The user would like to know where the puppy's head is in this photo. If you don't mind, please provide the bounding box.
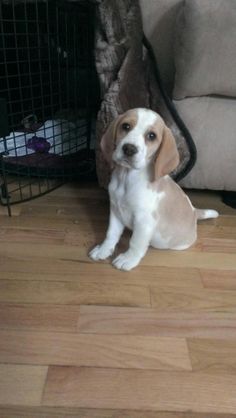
[101,108,179,179]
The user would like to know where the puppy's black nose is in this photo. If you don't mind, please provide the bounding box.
[122,143,138,157]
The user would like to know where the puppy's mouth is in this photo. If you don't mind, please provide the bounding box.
[116,158,133,168]
[114,156,143,170]
[121,157,133,166]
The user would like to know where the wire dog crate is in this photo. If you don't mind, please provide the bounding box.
[0,0,98,215]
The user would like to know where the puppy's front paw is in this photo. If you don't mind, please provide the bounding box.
[112,251,140,271]
[89,243,114,261]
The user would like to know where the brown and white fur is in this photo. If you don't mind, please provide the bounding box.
[89,108,218,271]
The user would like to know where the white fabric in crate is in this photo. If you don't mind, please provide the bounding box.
[0,119,86,157]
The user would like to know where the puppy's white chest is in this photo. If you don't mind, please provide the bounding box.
[109,169,157,230]
[109,179,133,229]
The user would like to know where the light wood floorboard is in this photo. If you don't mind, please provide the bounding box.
[0,182,236,415]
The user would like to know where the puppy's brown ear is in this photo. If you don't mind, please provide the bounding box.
[100,114,123,168]
[154,125,180,179]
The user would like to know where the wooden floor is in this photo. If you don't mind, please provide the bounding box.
[0,181,236,418]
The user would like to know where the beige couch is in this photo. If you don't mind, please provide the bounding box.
[140,0,236,191]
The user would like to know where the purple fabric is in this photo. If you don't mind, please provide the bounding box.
[27,136,51,153]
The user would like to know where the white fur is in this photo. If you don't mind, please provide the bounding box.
[90,165,163,271]
[89,108,219,271]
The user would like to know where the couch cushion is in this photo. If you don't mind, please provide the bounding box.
[140,0,183,94]
[174,96,236,190]
[173,0,236,99]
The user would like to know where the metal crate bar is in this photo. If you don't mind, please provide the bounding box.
[0,0,97,214]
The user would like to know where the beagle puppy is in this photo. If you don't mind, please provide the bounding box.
[90,108,218,271]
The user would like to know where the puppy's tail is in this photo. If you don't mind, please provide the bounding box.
[196,209,219,220]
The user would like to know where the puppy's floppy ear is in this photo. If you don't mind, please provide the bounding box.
[100,114,123,168]
[154,125,180,179]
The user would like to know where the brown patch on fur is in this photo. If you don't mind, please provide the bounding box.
[144,120,163,146]
[144,120,164,173]
[100,110,138,167]
[152,176,197,249]
[145,120,179,181]
[115,111,138,143]
[154,126,180,180]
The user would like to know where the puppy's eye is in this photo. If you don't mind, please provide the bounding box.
[147,131,156,141]
[121,123,131,131]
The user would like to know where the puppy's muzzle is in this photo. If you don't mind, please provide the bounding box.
[122,143,138,157]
